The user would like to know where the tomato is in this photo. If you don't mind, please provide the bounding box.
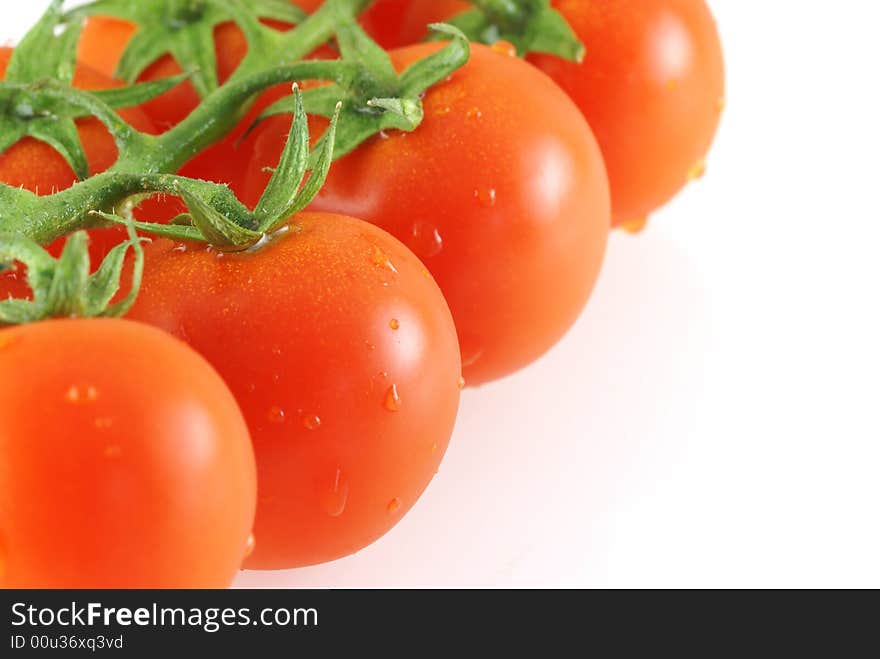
[124,213,462,569]
[0,46,167,262]
[382,0,725,227]
[527,0,726,228]
[0,319,256,588]
[243,43,610,386]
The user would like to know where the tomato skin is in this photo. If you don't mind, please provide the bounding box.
[244,43,610,385]
[0,319,256,589]
[529,0,725,226]
[125,213,462,569]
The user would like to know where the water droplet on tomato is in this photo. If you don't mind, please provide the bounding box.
[302,414,322,431]
[95,417,113,430]
[687,159,707,181]
[384,385,401,412]
[86,386,99,402]
[431,442,438,454]
[621,217,650,234]
[172,244,187,253]
[65,386,80,403]
[411,221,444,258]
[434,106,451,117]
[271,345,283,356]
[458,376,466,390]
[244,533,256,558]
[466,107,483,119]
[365,341,376,352]
[268,407,286,424]
[474,187,497,207]
[491,40,517,57]
[389,319,400,331]
[372,245,398,273]
[321,468,349,517]
[387,498,401,514]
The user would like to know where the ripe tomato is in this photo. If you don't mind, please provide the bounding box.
[527,0,726,228]
[243,43,610,386]
[0,46,166,261]
[124,213,462,569]
[0,319,256,588]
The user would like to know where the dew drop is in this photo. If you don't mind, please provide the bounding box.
[458,376,466,390]
[384,385,401,412]
[321,468,350,517]
[172,243,187,253]
[387,498,401,514]
[65,386,80,403]
[389,318,400,331]
[302,414,322,431]
[434,106,451,117]
[491,40,517,57]
[621,217,650,235]
[474,187,497,207]
[371,245,398,273]
[268,407,286,424]
[687,159,707,181]
[411,221,444,258]
[244,533,256,558]
[431,442,438,454]
[466,107,483,119]
[86,386,99,402]
[365,341,376,352]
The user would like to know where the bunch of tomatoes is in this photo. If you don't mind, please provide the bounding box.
[0,0,724,588]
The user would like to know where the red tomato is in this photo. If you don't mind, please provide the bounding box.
[124,213,462,569]
[528,0,726,228]
[0,46,167,262]
[383,0,725,227]
[0,319,256,588]
[243,43,610,386]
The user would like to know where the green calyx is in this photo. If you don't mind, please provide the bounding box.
[442,0,584,62]
[253,23,470,160]
[0,222,145,326]
[97,85,341,252]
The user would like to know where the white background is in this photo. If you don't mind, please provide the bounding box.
[3,2,879,588]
